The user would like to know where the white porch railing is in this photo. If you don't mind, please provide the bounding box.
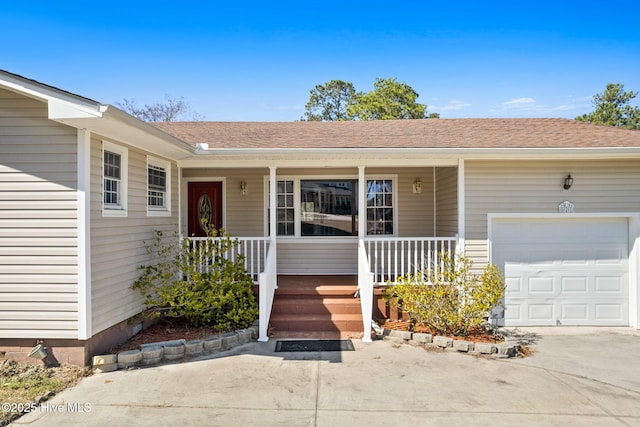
[258,240,278,342]
[358,239,375,342]
[187,237,270,282]
[363,236,457,284]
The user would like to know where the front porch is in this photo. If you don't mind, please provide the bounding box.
[189,235,457,341]
[179,162,464,342]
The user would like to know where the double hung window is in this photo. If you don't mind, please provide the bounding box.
[268,177,395,237]
[147,157,171,216]
[102,141,128,216]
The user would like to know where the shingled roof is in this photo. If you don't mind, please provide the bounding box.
[153,118,640,150]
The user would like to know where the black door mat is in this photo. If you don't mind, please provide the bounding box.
[275,340,355,352]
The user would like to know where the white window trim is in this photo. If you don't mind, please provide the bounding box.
[263,174,397,238]
[146,156,172,217]
[365,175,398,237]
[102,141,128,217]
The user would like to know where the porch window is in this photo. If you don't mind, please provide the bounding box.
[366,179,394,235]
[301,180,356,236]
[147,156,171,216]
[102,141,128,216]
[267,176,395,237]
[276,180,295,236]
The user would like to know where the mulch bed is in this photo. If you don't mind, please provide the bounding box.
[110,318,220,353]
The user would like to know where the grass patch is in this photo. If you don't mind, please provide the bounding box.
[0,359,89,426]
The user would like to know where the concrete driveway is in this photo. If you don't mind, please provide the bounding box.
[13,328,640,426]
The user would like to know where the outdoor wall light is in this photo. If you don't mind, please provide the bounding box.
[28,341,47,360]
[413,178,422,194]
[563,174,573,190]
[240,180,247,195]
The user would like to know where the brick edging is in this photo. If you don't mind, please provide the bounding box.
[92,326,259,372]
[381,329,520,358]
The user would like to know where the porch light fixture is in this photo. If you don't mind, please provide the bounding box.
[412,178,422,194]
[240,180,247,195]
[563,174,573,190]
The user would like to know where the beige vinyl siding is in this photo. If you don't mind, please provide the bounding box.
[0,88,79,339]
[465,159,640,266]
[278,240,358,274]
[90,136,179,335]
[392,167,436,237]
[435,167,458,236]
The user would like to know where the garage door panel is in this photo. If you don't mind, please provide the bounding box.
[561,304,588,321]
[493,217,629,326]
[528,304,554,322]
[561,277,588,293]
[528,277,554,293]
[595,276,624,293]
[595,304,624,321]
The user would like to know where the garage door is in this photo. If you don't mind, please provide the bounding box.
[492,217,629,326]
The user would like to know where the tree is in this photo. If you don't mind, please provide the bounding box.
[347,77,429,120]
[302,80,356,121]
[576,83,640,129]
[117,95,200,122]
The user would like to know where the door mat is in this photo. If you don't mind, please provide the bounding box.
[275,340,355,352]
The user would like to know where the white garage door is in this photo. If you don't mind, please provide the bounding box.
[492,217,629,326]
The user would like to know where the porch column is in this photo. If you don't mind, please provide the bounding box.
[358,166,366,238]
[269,166,277,238]
[457,158,465,254]
[258,166,278,342]
[177,166,183,239]
[358,166,373,342]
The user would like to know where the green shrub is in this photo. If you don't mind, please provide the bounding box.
[132,229,258,331]
[384,253,505,336]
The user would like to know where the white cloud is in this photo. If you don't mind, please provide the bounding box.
[432,99,472,112]
[440,100,472,111]
[503,97,536,107]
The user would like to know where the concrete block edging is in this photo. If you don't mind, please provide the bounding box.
[381,328,520,358]
[93,328,258,373]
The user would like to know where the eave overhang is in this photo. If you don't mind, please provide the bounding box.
[176,146,640,169]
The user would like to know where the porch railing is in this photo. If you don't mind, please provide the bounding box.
[363,236,457,285]
[187,237,270,283]
[258,240,277,342]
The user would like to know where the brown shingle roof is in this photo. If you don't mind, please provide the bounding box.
[153,118,640,150]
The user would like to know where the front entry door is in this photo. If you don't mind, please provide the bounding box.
[188,182,223,237]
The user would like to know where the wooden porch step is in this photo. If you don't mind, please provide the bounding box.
[269,275,363,336]
[269,314,363,333]
[271,298,362,315]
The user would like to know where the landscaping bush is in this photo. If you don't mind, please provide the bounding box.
[132,229,258,331]
[384,253,505,336]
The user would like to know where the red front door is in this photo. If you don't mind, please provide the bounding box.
[188,182,223,237]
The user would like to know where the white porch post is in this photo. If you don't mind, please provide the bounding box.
[258,166,278,342]
[77,129,92,340]
[177,166,183,239]
[358,166,373,342]
[457,158,465,254]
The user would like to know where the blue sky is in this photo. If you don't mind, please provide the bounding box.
[2,1,639,121]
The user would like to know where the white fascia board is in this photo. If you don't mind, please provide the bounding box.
[177,146,640,168]
[48,99,104,119]
[54,106,195,161]
[0,71,104,118]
